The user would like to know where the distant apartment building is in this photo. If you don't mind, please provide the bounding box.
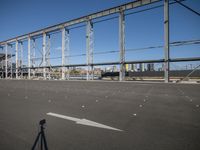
[147,63,154,71]
[125,64,138,72]
[139,63,145,72]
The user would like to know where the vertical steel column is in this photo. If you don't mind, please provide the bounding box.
[86,20,94,80]
[86,21,90,80]
[46,35,51,79]
[119,10,125,81]
[15,40,18,79]
[20,42,23,79]
[5,43,8,79]
[164,0,170,83]
[31,39,36,77]
[43,32,46,79]
[0,47,3,78]
[65,29,70,80]
[91,22,94,80]
[28,36,31,79]
[9,44,13,79]
[61,27,66,80]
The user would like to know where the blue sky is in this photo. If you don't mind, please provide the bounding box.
[0,0,200,70]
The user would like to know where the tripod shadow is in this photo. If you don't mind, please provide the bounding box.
[32,119,48,150]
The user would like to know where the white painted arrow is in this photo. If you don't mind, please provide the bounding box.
[47,112,123,132]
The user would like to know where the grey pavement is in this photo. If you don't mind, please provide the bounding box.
[0,80,200,150]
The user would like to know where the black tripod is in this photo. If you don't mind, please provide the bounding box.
[32,119,48,150]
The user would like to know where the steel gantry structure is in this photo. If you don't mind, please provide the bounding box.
[0,0,199,82]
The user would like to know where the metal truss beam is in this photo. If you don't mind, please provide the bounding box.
[20,57,200,70]
[170,57,200,62]
[0,0,161,45]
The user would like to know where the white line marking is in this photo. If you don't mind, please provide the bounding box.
[47,112,123,132]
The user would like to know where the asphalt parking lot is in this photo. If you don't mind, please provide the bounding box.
[0,80,200,150]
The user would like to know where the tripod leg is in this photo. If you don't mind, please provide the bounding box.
[42,131,48,150]
[32,132,41,150]
[41,133,43,150]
